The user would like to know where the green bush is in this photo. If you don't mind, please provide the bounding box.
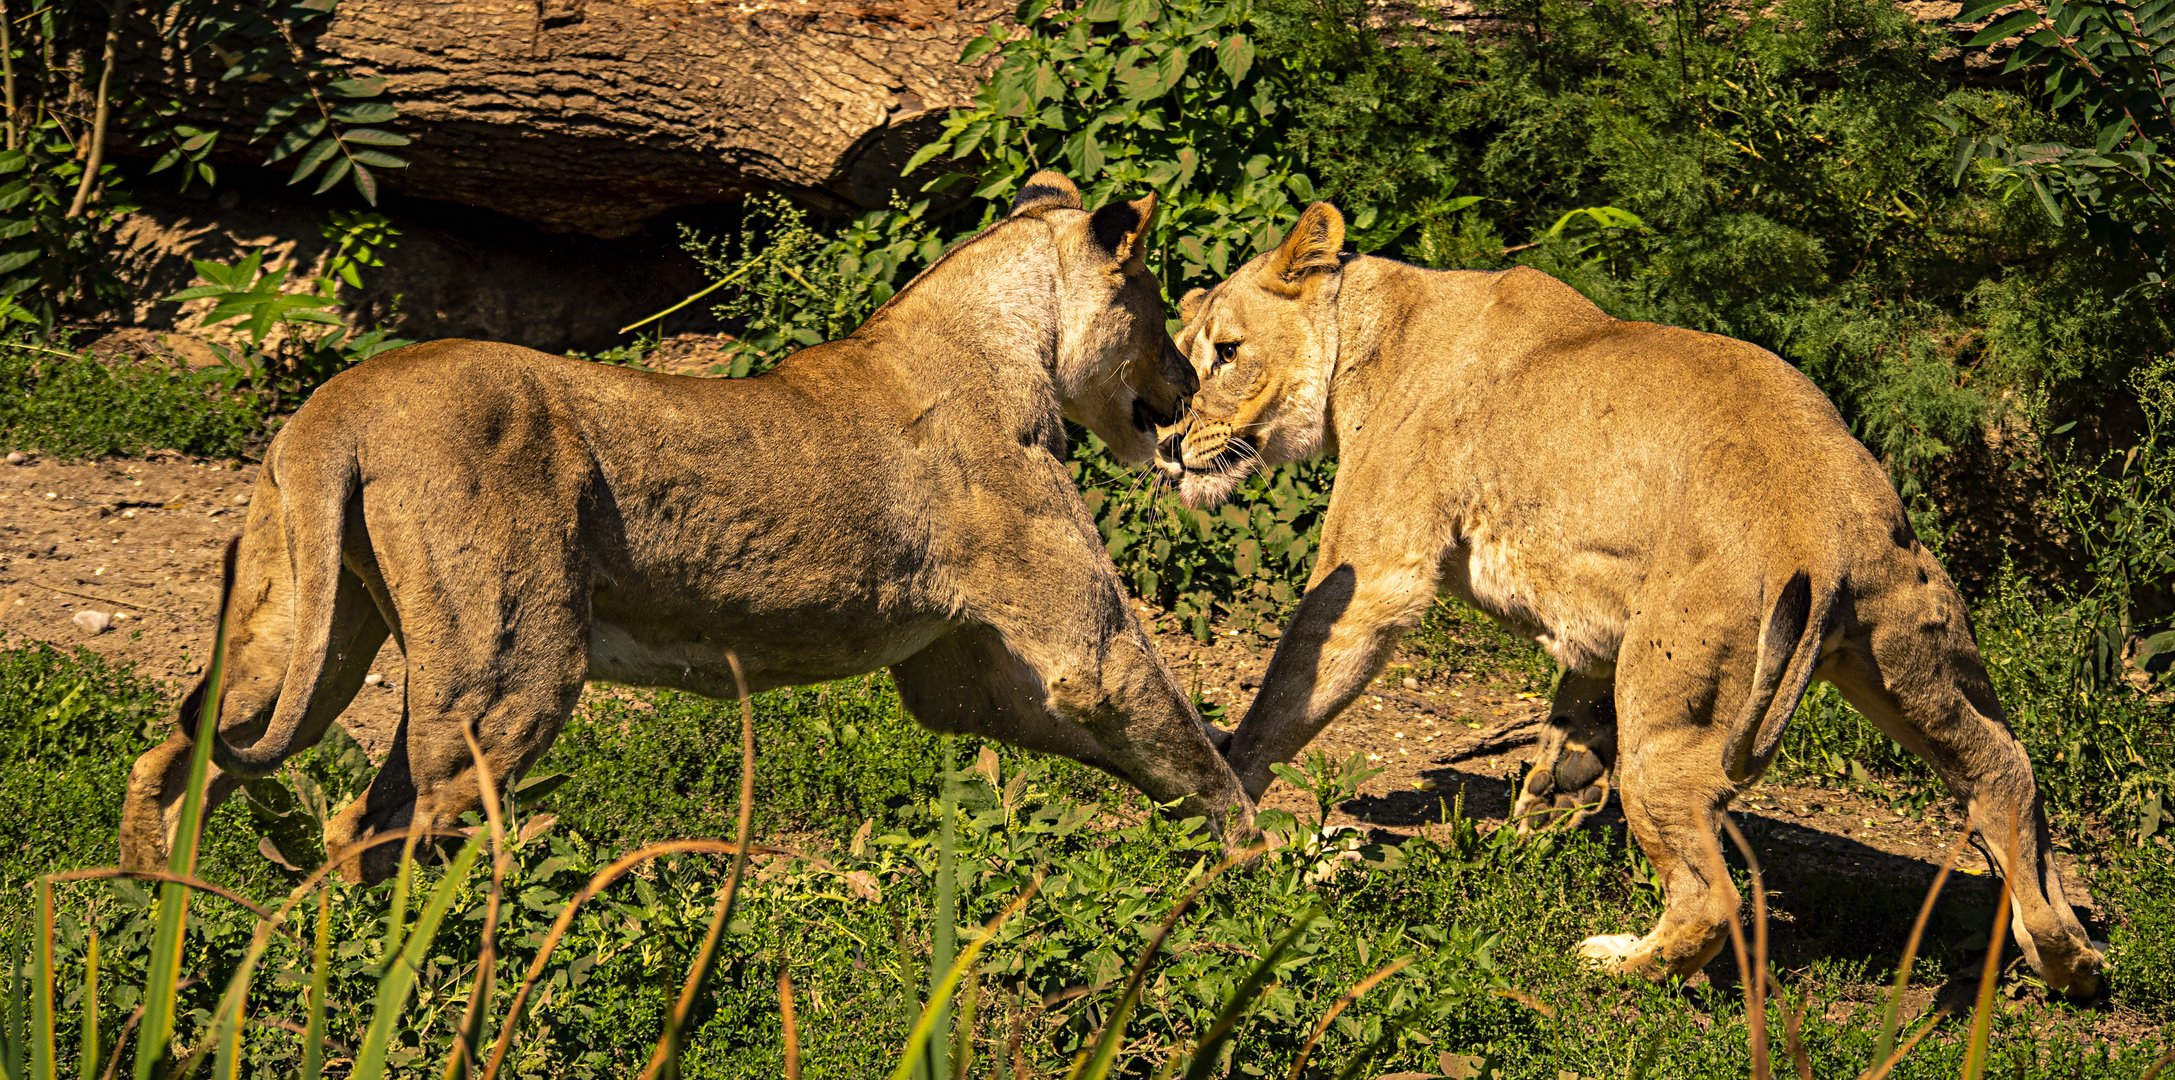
[2096,840,2175,1021]
[0,339,267,459]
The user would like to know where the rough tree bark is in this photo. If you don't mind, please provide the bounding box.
[122,0,1005,238]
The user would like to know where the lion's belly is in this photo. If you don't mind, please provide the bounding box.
[585,613,952,697]
[1442,525,1630,676]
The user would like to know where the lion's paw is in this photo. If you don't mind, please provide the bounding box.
[1577,933,1648,972]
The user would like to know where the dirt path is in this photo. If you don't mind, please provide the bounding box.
[0,454,2074,902]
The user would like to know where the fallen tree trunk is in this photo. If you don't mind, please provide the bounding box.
[120,0,1004,238]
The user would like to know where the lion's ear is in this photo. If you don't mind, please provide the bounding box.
[1268,202,1346,281]
[1088,193,1157,266]
[1178,287,1208,325]
[1011,171,1083,217]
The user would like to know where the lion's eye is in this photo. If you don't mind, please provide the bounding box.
[1213,340,1239,367]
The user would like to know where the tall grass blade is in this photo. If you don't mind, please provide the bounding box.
[1858,1005,1952,1080]
[927,738,958,1080]
[1958,824,2019,1080]
[948,969,977,1080]
[30,880,53,1080]
[638,654,757,1080]
[351,838,484,1080]
[1873,827,1971,1067]
[76,933,97,1080]
[1181,909,1320,1080]
[300,894,331,1080]
[6,924,24,1080]
[1718,816,1771,1080]
[1285,956,1414,1080]
[443,724,511,1080]
[379,829,422,969]
[135,538,239,1080]
[778,967,801,1080]
[888,881,1042,1080]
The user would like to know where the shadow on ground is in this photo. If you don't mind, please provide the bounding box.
[1340,761,2032,995]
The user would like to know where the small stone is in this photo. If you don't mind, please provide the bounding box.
[363,672,386,687]
[72,610,114,634]
[232,493,249,504]
[4,451,25,465]
[1402,676,1420,690]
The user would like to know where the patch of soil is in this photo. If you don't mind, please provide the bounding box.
[0,454,405,760]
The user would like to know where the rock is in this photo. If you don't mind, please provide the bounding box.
[232,493,249,504]
[4,451,25,465]
[72,610,114,634]
[363,672,386,687]
[1402,676,1421,690]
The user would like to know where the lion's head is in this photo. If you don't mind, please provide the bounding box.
[1159,201,1348,507]
[1010,171,1197,464]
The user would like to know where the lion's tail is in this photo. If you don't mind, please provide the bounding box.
[208,443,360,779]
[1724,569,1839,784]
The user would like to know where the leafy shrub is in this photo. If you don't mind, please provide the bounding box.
[917,0,1303,296]
[1073,433,1333,638]
[161,210,413,408]
[2095,839,2175,1020]
[672,194,946,377]
[0,338,267,460]
[2,2,408,325]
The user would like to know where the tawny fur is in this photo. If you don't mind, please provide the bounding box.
[1161,201,2103,997]
[119,173,1256,883]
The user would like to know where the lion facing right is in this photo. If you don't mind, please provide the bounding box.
[1160,201,2103,997]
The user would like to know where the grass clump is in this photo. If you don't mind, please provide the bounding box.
[2094,841,2175,1022]
[0,339,267,460]
[0,642,167,895]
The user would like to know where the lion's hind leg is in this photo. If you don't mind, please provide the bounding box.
[325,483,589,883]
[1824,563,2103,997]
[1513,670,1617,836]
[1576,602,1760,982]
[120,512,387,874]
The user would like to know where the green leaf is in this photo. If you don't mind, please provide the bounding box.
[903,140,950,175]
[314,155,355,196]
[331,102,399,125]
[1217,34,1255,84]
[289,136,342,185]
[1967,9,2041,46]
[348,148,408,169]
[327,76,389,98]
[341,127,413,147]
[959,33,1000,65]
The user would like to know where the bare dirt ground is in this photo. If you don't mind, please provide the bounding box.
[0,454,2112,955]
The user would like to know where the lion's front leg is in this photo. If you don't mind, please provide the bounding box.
[937,459,1256,851]
[1224,552,1441,805]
